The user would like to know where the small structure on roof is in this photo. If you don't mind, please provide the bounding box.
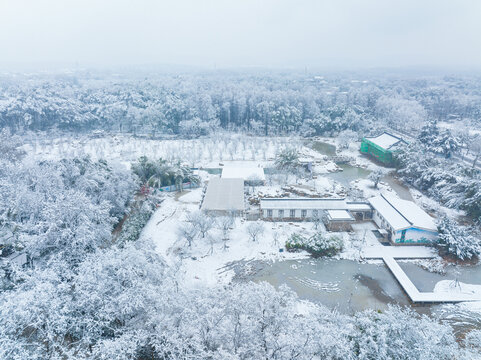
[222,166,265,186]
[325,210,355,231]
[346,201,373,221]
[368,194,438,244]
[201,178,245,215]
[360,132,407,165]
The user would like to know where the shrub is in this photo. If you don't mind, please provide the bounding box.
[286,232,343,257]
[117,200,156,246]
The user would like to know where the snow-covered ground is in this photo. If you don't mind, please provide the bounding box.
[22,134,322,169]
[29,133,481,310]
[434,280,481,308]
[435,280,481,298]
[141,188,318,287]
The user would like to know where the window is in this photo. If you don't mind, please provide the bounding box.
[290,209,296,218]
[267,209,273,217]
[301,209,307,218]
[278,209,284,217]
[312,209,318,217]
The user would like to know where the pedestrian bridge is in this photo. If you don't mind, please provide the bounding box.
[362,248,481,304]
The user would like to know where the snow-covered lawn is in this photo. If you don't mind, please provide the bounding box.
[141,188,322,287]
[22,134,322,169]
[435,280,481,298]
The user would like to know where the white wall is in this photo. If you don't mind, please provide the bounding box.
[393,228,438,244]
[263,208,316,219]
[373,209,438,244]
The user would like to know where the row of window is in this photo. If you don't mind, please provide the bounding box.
[266,209,312,218]
[376,211,394,234]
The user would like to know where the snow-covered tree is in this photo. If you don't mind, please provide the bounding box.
[437,216,481,260]
[368,168,385,188]
[337,129,357,149]
[418,121,461,158]
[0,129,26,162]
[177,222,198,247]
[274,147,301,172]
[246,221,264,242]
[186,211,214,239]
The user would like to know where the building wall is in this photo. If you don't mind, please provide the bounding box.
[373,209,438,244]
[204,209,244,217]
[351,210,372,221]
[262,208,318,220]
[360,139,392,164]
[393,228,438,244]
[372,209,397,239]
[263,208,371,222]
[372,209,388,231]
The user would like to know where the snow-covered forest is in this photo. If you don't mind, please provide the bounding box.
[2,70,480,224]
[1,69,481,359]
[1,70,481,138]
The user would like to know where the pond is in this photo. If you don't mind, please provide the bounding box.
[324,163,371,187]
[250,258,481,336]
[202,168,223,175]
[252,259,411,314]
[310,141,337,156]
[381,175,413,201]
[308,139,413,201]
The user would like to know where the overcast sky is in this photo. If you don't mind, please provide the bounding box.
[1,0,481,70]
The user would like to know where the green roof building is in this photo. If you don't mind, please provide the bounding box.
[360,132,407,165]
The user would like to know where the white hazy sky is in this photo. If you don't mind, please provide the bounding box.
[1,0,481,69]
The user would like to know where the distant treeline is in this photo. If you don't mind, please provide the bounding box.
[1,71,480,137]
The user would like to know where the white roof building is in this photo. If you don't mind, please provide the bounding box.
[326,210,355,221]
[222,167,265,182]
[368,194,437,232]
[365,132,406,150]
[201,178,245,212]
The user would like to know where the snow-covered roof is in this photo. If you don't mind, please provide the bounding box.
[346,202,372,212]
[327,210,354,221]
[260,197,347,210]
[365,132,406,150]
[368,194,437,232]
[201,178,245,211]
[222,167,265,181]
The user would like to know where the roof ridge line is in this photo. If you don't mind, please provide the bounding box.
[380,194,413,226]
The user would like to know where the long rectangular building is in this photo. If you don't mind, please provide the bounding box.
[201,178,245,215]
[261,197,347,220]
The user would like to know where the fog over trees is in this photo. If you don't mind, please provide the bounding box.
[1,71,480,137]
